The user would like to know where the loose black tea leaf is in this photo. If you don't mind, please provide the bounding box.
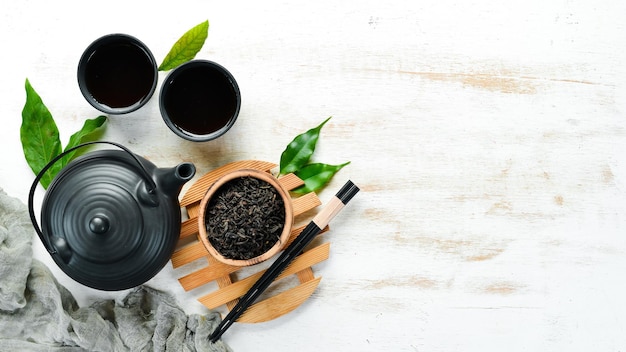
[205,176,286,260]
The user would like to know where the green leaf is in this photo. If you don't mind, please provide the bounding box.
[59,115,107,169]
[158,20,209,71]
[279,117,331,176]
[292,162,350,195]
[20,79,62,189]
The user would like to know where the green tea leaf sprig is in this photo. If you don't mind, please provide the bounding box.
[59,115,107,169]
[290,162,350,195]
[21,79,107,189]
[158,20,209,71]
[279,117,330,175]
[278,117,350,194]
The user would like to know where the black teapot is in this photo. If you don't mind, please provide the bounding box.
[28,141,195,291]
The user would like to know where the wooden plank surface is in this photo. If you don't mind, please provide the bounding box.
[3,0,626,351]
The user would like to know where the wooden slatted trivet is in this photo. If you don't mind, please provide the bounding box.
[171,160,330,323]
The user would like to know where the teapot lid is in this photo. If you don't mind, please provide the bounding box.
[37,148,182,291]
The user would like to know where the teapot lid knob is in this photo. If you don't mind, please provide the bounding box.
[89,214,110,234]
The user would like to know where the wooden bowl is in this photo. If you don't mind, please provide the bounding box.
[197,169,294,266]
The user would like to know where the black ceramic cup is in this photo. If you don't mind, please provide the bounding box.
[77,34,158,114]
[159,60,241,142]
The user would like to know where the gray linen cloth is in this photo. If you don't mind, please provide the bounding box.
[0,188,231,352]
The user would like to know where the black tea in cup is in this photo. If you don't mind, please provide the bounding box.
[159,60,241,142]
[77,34,158,114]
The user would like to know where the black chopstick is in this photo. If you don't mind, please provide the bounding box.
[209,180,360,342]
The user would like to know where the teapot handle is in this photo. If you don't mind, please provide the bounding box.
[27,141,157,255]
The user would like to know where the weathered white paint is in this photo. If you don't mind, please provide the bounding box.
[1,0,625,350]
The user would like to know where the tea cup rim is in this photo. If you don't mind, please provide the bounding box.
[158,59,241,142]
[77,33,158,115]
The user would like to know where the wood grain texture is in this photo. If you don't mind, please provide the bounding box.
[2,0,625,350]
[198,243,330,309]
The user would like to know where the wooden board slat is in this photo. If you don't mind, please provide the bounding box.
[178,260,239,291]
[181,160,277,207]
[179,217,199,239]
[171,241,208,268]
[292,192,322,217]
[198,243,330,309]
[237,277,323,323]
[277,173,305,191]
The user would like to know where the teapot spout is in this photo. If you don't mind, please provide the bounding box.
[154,162,196,198]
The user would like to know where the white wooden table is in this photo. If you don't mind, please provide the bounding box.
[2,1,625,350]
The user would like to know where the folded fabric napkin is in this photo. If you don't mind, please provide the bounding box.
[0,188,231,352]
